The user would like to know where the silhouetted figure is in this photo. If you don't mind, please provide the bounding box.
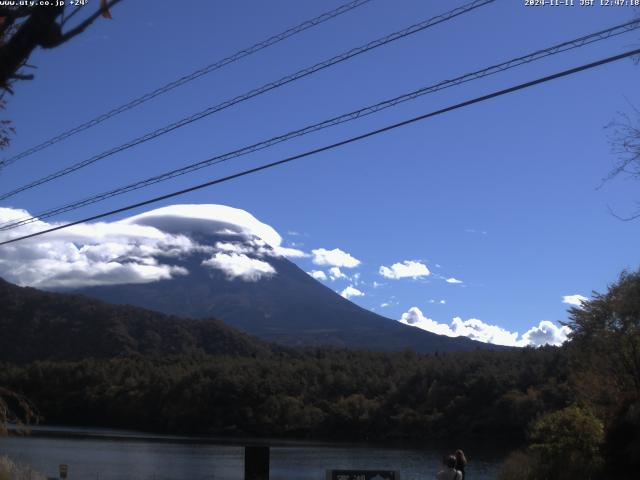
[436,455,462,480]
[454,450,467,480]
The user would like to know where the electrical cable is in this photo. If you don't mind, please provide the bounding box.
[0,0,495,200]
[0,0,374,169]
[2,46,638,247]
[1,18,638,232]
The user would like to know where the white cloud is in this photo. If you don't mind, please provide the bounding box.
[273,246,307,258]
[0,208,196,288]
[400,307,453,337]
[328,266,347,281]
[449,317,519,346]
[379,260,430,279]
[123,204,282,247]
[399,306,570,347]
[562,294,588,306]
[521,320,571,347]
[440,299,446,304]
[308,270,327,281]
[341,285,364,299]
[216,237,306,260]
[215,241,252,255]
[445,277,463,284]
[312,248,361,268]
[202,253,275,281]
[0,204,297,287]
[373,281,384,288]
[380,302,390,308]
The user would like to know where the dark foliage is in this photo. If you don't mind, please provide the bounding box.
[563,270,640,478]
[0,277,571,441]
[0,277,274,362]
[601,399,640,478]
[0,348,571,441]
[498,269,640,480]
[0,1,122,92]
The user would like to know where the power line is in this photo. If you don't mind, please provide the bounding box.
[1,19,638,232]
[0,0,374,170]
[0,0,495,201]
[2,46,638,247]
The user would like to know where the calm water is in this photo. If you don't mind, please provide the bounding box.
[0,426,508,479]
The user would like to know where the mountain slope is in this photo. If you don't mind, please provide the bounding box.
[0,278,273,363]
[72,248,485,353]
[5,203,493,354]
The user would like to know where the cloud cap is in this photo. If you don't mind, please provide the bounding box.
[122,204,282,247]
[0,204,294,288]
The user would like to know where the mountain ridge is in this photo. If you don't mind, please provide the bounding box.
[69,246,492,353]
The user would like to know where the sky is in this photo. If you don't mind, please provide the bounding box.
[2,0,640,346]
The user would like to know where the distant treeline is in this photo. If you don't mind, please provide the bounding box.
[0,346,569,441]
[0,278,569,442]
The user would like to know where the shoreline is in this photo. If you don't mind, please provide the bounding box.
[6,424,514,461]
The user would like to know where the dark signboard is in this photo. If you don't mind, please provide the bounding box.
[326,470,400,480]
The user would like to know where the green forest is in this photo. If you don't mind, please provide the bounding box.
[1,270,639,479]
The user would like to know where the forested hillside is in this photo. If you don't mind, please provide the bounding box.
[0,277,567,442]
[0,347,569,441]
[0,278,274,362]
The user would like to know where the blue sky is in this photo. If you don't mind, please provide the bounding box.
[2,0,640,343]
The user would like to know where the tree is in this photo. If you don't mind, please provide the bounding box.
[0,0,122,94]
[600,398,640,478]
[0,387,37,436]
[0,98,13,149]
[498,406,605,480]
[564,269,640,408]
[605,108,640,219]
[529,406,604,473]
[562,270,640,477]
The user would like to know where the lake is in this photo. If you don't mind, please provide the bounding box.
[0,426,508,479]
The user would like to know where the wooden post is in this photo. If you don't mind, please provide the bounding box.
[244,445,269,480]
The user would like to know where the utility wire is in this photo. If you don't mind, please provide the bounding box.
[0,0,374,170]
[1,19,638,232]
[0,0,495,201]
[2,46,638,247]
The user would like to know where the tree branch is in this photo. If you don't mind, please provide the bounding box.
[53,0,124,47]
[0,7,33,38]
[607,204,640,222]
[0,6,62,88]
[0,7,34,19]
[10,72,34,81]
[0,0,123,90]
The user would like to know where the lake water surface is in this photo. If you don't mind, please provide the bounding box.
[0,426,508,479]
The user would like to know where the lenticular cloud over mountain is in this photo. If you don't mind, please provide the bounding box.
[122,204,283,247]
[0,204,302,288]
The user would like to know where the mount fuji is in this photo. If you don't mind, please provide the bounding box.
[59,205,487,353]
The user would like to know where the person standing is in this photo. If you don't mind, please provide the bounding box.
[436,455,462,480]
[454,450,467,479]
